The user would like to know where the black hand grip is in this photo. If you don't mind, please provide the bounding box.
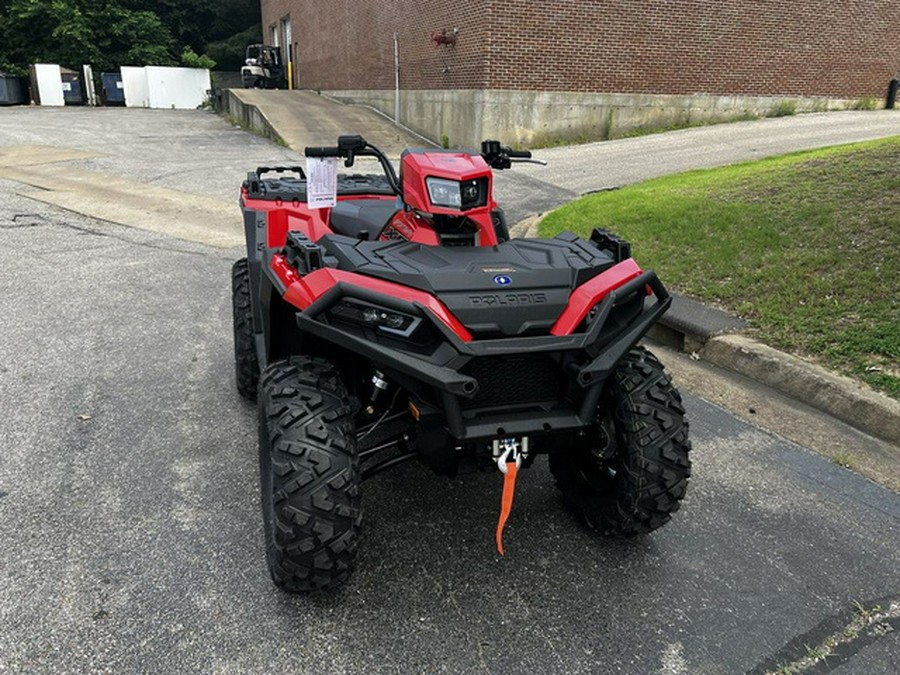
[507,149,532,159]
[304,146,341,157]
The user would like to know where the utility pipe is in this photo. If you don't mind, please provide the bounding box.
[393,32,400,124]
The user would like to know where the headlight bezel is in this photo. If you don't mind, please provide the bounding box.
[327,298,421,338]
[425,176,488,211]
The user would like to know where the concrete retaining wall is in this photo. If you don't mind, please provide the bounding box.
[325,89,863,148]
[218,89,284,145]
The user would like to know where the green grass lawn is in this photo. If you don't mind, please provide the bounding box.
[540,137,900,398]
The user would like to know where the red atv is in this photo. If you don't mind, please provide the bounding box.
[233,135,691,592]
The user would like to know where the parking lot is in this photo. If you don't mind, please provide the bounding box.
[0,107,898,673]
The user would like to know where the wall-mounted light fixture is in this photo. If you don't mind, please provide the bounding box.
[431,28,459,49]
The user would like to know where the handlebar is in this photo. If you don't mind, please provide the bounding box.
[304,135,401,195]
[479,140,544,169]
[509,157,548,166]
[300,136,544,190]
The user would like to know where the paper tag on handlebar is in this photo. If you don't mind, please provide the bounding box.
[306,156,338,209]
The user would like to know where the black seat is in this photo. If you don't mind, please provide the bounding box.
[329,198,402,240]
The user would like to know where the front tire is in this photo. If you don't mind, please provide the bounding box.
[550,346,691,537]
[232,258,259,401]
[258,357,361,592]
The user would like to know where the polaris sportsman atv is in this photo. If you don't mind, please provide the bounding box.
[233,135,691,592]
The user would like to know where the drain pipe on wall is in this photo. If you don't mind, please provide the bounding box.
[393,32,400,124]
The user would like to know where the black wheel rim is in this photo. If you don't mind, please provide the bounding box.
[570,389,622,493]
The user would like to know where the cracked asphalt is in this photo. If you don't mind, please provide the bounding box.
[0,107,898,673]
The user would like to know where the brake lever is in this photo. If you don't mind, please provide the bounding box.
[509,158,548,166]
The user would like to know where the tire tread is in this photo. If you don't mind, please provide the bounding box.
[232,258,259,401]
[258,356,360,593]
[550,346,691,537]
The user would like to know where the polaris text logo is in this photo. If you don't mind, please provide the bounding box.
[493,275,512,286]
[470,293,548,307]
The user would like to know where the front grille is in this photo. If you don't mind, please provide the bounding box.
[462,354,563,409]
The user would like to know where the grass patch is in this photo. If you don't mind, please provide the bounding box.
[850,96,879,111]
[831,451,857,469]
[529,111,762,148]
[540,137,900,398]
[529,124,609,149]
[768,99,798,117]
[621,112,761,139]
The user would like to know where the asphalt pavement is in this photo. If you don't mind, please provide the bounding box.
[512,109,900,195]
[0,107,898,673]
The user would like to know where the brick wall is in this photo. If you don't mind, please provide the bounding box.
[485,0,900,98]
[263,0,492,90]
[263,0,900,99]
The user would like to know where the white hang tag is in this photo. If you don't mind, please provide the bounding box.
[306,157,339,209]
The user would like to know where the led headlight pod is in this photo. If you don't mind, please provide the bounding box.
[425,177,462,209]
[329,299,420,336]
[426,177,488,210]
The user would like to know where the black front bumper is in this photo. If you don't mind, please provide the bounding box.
[295,271,670,440]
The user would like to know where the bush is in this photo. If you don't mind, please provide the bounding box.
[181,46,216,70]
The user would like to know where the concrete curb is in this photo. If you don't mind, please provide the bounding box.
[508,212,547,239]
[510,211,900,447]
[700,335,900,446]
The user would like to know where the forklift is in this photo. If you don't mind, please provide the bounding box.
[241,44,287,89]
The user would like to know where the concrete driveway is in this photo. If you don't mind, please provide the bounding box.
[0,107,898,673]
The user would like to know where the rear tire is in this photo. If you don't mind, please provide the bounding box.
[258,357,361,592]
[550,346,691,537]
[232,258,259,401]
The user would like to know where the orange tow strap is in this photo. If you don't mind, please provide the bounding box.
[496,462,518,556]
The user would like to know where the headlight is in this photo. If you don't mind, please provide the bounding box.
[328,299,420,337]
[426,177,488,210]
[426,178,461,208]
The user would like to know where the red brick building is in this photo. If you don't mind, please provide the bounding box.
[261,0,900,146]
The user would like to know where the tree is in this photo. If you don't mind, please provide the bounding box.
[121,0,213,55]
[93,5,177,68]
[2,0,101,70]
[0,0,259,73]
[203,24,262,72]
[205,0,261,44]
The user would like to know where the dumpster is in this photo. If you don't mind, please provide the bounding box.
[101,72,125,105]
[0,73,28,105]
[61,70,84,105]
